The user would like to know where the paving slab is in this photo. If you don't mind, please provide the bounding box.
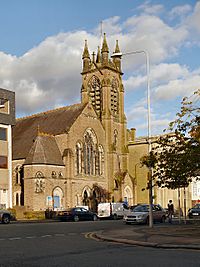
[94,222,200,250]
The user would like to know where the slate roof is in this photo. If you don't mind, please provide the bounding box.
[24,134,64,166]
[13,103,86,160]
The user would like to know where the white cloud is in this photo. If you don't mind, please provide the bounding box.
[187,2,200,34]
[124,75,146,91]
[150,63,189,86]
[169,4,192,19]
[137,1,164,15]
[93,16,122,36]
[0,31,100,116]
[154,73,200,101]
[124,63,189,93]
[0,4,198,131]
[122,15,188,64]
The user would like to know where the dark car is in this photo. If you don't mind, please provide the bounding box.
[0,210,12,224]
[57,207,98,222]
[188,204,200,218]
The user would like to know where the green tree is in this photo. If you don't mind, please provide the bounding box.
[154,90,200,189]
[141,90,200,223]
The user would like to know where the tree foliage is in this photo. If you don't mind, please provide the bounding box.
[141,90,200,190]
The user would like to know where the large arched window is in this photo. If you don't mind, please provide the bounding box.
[111,78,119,116]
[83,129,96,175]
[76,129,104,177]
[88,76,102,118]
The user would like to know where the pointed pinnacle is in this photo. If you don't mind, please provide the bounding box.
[82,40,90,59]
[101,33,109,53]
[114,40,120,53]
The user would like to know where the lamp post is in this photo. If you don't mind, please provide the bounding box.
[112,50,153,228]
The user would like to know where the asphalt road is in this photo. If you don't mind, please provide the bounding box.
[0,220,200,267]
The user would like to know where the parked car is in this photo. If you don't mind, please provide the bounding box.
[57,207,98,222]
[188,204,200,218]
[0,209,12,224]
[123,204,166,225]
[97,202,129,220]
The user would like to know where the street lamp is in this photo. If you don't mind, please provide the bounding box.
[111,50,153,228]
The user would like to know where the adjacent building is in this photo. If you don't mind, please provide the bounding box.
[0,88,15,209]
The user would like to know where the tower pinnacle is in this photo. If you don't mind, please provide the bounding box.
[82,40,90,72]
[101,33,109,65]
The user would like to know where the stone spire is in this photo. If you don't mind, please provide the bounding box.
[112,40,122,72]
[114,40,120,53]
[82,40,90,59]
[101,33,109,52]
[82,40,90,72]
[101,33,109,65]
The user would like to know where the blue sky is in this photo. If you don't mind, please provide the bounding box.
[0,0,199,137]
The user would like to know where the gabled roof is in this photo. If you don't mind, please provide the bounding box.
[24,134,64,166]
[13,103,86,160]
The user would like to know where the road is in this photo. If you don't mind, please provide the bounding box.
[0,220,200,267]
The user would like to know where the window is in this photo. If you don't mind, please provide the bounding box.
[0,98,6,107]
[0,156,7,169]
[76,142,83,175]
[52,171,57,178]
[15,165,22,184]
[0,128,7,141]
[111,78,119,116]
[88,76,102,118]
[58,171,63,178]
[78,129,104,176]
[0,98,9,114]
[16,193,19,206]
[35,171,44,193]
[83,130,96,175]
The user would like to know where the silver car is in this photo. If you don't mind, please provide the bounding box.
[123,204,166,224]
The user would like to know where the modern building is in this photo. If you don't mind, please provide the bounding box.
[0,88,15,209]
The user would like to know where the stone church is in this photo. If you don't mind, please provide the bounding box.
[12,34,144,212]
[12,34,192,213]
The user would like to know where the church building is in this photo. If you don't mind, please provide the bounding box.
[12,34,193,214]
[12,34,142,212]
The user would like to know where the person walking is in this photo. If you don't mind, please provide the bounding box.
[168,200,174,223]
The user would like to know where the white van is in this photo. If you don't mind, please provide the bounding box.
[97,202,129,220]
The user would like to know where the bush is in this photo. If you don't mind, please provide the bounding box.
[23,211,45,220]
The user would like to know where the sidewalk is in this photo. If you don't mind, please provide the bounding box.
[93,221,200,250]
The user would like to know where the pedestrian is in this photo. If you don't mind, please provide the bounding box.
[168,200,174,223]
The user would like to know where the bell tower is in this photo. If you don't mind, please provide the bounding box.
[81,34,128,201]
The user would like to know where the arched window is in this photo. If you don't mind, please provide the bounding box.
[15,165,22,184]
[111,78,119,116]
[77,129,104,177]
[97,145,104,175]
[83,129,97,175]
[88,76,102,118]
[51,171,57,178]
[58,171,63,178]
[35,171,44,193]
[76,142,83,175]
